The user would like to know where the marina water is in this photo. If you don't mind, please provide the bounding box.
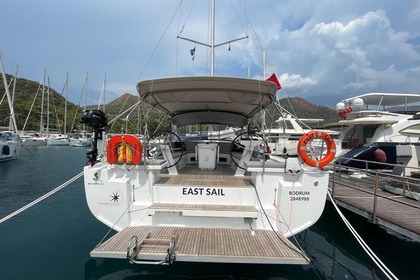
[0,146,418,280]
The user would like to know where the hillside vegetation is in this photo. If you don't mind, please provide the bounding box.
[0,74,81,133]
[1,74,340,134]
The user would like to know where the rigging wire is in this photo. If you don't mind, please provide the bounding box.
[252,171,324,280]
[69,74,88,133]
[137,1,184,81]
[234,1,307,129]
[20,81,42,132]
[327,190,399,280]
[0,74,15,106]
[0,171,84,224]
[177,0,197,36]
[95,199,134,247]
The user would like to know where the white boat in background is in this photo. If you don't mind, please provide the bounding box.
[20,131,46,146]
[327,92,420,169]
[69,133,91,147]
[207,127,239,140]
[0,54,21,161]
[182,126,239,140]
[0,131,20,161]
[69,73,91,148]
[46,134,69,146]
[265,113,341,156]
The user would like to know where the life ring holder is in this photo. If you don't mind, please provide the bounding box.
[107,134,143,165]
[297,131,336,168]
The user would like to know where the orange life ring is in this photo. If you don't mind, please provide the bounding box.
[107,135,143,165]
[297,131,336,168]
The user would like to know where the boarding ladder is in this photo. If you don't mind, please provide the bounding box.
[126,232,178,265]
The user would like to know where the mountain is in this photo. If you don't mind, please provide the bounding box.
[1,74,340,133]
[277,97,340,124]
[0,73,81,132]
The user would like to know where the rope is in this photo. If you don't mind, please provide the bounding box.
[95,200,134,248]
[327,190,399,280]
[270,183,323,280]
[252,181,307,259]
[0,171,84,224]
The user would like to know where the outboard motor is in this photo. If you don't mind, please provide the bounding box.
[81,109,107,165]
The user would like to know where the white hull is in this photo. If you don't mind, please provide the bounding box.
[84,158,328,236]
[0,140,20,161]
[264,114,340,156]
[47,137,69,146]
[21,137,47,146]
[69,138,91,147]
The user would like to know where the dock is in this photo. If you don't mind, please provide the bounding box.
[329,171,420,241]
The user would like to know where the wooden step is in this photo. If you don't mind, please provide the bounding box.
[148,203,259,218]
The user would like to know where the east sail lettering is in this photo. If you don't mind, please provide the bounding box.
[182,188,225,196]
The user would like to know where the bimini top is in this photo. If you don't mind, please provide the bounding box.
[137,76,277,127]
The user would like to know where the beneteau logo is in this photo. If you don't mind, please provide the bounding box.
[88,172,104,185]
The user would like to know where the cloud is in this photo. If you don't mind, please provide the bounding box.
[279,73,318,88]
[1,0,419,107]
[262,8,420,103]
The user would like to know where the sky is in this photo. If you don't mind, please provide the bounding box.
[1,0,419,108]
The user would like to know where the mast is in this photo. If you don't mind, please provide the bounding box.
[103,73,106,113]
[262,50,266,130]
[177,0,248,76]
[83,72,88,134]
[40,69,46,135]
[64,73,68,135]
[262,49,266,79]
[98,72,106,113]
[0,54,18,133]
[210,0,215,76]
[9,66,18,131]
[46,76,50,136]
[85,72,88,112]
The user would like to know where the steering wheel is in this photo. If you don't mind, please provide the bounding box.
[230,131,269,170]
[148,131,183,168]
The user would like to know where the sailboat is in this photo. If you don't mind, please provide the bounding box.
[20,71,47,146]
[81,1,335,265]
[0,55,21,161]
[69,73,92,147]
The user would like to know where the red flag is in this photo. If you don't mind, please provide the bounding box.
[338,106,352,118]
[266,73,282,90]
[228,43,231,51]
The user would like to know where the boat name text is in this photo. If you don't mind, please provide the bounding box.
[182,187,225,196]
